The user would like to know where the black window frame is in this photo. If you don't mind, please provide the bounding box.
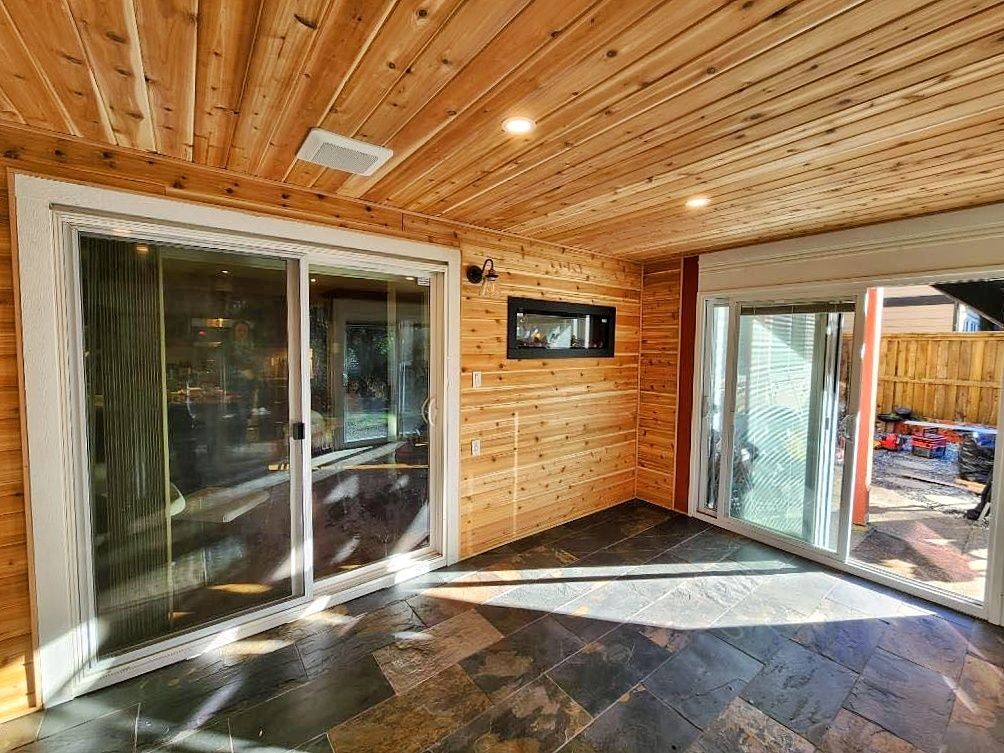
[506,296,616,359]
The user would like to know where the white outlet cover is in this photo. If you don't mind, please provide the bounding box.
[473,371,482,388]
[471,439,481,456]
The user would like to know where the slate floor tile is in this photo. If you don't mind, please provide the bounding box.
[709,622,791,663]
[745,567,838,617]
[547,623,674,715]
[968,620,1004,667]
[827,578,908,620]
[474,603,543,636]
[429,676,590,753]
[634,579,735,630]
[645,631,762,729]
[878,614,969,679]
[562,686,699,753]
[844,648,955,753]
[149,720,231,752]
[740,639,857,743]
[405,592,474,627]
[460,615,584,702]
[792,598,887,672]
[0,711,41,751]
[372,609,502,693]
[287,599,425,679]
[136,639,309,748]
[724,541,798,573]
[228,654,393,751]
[326,664,491,753]
[15,706,138,753]
[818,709,922,753]
[668,530,743,565]
[687,697,815,753]
[941,653,1004,753]
[550,577,667,642]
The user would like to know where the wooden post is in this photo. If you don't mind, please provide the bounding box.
[854,287,883,526]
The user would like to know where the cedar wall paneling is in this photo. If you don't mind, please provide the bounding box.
[0,123,647,718]
[636,261,683,510]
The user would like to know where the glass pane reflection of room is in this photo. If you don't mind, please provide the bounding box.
[81,235,296,659]
[308,269,432,580]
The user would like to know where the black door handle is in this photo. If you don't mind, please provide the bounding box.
[291,422,306,441]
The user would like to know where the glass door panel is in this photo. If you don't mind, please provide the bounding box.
[727,304,852,550]
[79,234,300,659]
[309,269,432,579]
[699,301,730,513]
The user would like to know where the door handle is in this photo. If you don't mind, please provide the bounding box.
[291,421,306,441]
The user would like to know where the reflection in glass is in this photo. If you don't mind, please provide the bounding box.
[81,235,296,658]
[728,305,850,549]
[309,271,431,579]
[702,303,729,511]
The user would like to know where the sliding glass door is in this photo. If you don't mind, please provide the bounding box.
[65,229,446,682]
[308,268,433,580]
[79,235,302,658]
[698,299,858,559]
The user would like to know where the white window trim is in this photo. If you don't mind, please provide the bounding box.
[12,173,462,705]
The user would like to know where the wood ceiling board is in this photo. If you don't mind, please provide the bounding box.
[134,0,198,159]
[355,0,678,206]
[550,118,1004,252]
[510,59,1004,238]
[192,0,263,167]
[442,0,995,225]
[223,0,332,173]
[65,0,157,150]
[497,18,1004,232]
[404,0,869,217]
[0,0,1002,261]
[0,3,72,132]
[334,0,602,199]
[253,0,396,182]
[1,0,110,141]
[308,0,528,193]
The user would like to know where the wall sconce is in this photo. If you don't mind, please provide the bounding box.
[466,258,499,297]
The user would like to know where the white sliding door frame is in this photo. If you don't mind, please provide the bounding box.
[13,174,461,705]
[689,202,1004,625]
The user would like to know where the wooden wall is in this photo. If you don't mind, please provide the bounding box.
[877,332,1004,426]
[0,122,651,719]
[636,261,683,510]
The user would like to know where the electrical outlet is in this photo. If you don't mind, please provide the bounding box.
[471,439,481,456]
[473,371,482,388]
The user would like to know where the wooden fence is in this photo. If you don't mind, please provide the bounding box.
[876,332,1004,425]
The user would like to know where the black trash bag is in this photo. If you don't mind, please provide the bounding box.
[959,433,996,483]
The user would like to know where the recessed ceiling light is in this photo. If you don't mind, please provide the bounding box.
[221,269,230,275]
[310,277,317,283]
[685,196,711,209]
[502,117,535,135]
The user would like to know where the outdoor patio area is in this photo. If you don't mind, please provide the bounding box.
[851,450,989,602]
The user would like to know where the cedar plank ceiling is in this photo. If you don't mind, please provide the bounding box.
[1,0,1003,262]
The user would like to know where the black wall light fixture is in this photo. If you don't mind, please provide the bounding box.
[466,258,499,297]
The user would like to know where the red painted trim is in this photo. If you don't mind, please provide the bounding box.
[673,256,699,512]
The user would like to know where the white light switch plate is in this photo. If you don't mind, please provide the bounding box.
[471,439,481,456]
[473,371,482,388]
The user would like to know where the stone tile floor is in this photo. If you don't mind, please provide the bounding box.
[2,499,1002,753]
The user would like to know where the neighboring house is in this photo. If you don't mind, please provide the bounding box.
[880,285,958,333]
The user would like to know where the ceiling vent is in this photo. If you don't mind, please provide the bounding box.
[295,128,393,176]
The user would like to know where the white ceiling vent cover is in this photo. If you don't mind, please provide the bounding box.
[296,128,393,176]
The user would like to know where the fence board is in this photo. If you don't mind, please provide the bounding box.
[874,332,1004,425]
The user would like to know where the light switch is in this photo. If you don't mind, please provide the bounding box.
[471,439,481,456]
[473,371,482,388]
